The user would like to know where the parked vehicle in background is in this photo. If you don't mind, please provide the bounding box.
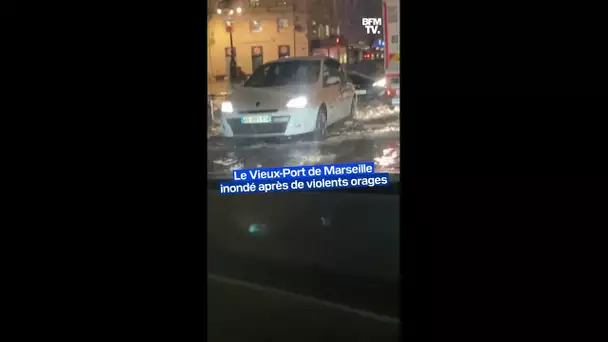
[383,0,400,109]
[347,60,385,79]
[346,71,387,105]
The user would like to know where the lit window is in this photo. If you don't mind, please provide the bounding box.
[250,0,260,8]
[250,20,262,32]
[278,45,291,58]
[277,18,289,31]
[325,25,329,37]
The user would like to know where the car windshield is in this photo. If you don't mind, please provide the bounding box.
[244,60,321,87]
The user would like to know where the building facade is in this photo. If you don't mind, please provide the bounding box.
[208,0,310,80]
[305,0,340,41]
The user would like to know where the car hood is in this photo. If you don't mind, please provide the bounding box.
[230,85,314,111]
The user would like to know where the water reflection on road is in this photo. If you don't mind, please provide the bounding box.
[208,104,400,178]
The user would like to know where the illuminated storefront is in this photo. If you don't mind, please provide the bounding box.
[310,35,348,64]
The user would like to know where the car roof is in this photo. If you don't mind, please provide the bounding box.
[346,70,375,79]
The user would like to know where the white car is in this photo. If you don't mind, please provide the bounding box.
[219,56,356,141]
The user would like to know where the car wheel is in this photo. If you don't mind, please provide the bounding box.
[312,105,327,141]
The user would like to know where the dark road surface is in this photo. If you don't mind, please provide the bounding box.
[207,187,400,341]
[206,101,400,340]
[208,276,400,342]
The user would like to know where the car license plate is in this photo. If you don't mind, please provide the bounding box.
[355,89,367,95]
[241,115,272,124]
[391,98,400,106]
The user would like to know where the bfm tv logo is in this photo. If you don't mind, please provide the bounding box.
[362,18,382,34]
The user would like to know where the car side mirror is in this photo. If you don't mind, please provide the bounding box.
[325,76,341,86]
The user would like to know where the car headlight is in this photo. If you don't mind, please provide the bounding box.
[286,96,307,108]
[221,101,233,113]
[373,78,386,87]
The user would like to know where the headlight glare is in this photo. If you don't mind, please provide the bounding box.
[286,96,307,108]
[221,101,234,113]
[373,78,386,87]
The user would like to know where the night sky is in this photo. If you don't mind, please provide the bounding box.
[336,0,382,43]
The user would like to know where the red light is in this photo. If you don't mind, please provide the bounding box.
[336,38,340,44]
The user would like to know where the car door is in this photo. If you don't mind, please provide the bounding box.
[321,59,343,125]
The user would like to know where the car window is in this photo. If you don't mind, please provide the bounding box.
[339,66,348,84]
[244,60,321,87]
[325,58,340,70]
[323,60,342,87]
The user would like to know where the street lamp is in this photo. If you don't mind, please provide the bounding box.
[216,4,243,87]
